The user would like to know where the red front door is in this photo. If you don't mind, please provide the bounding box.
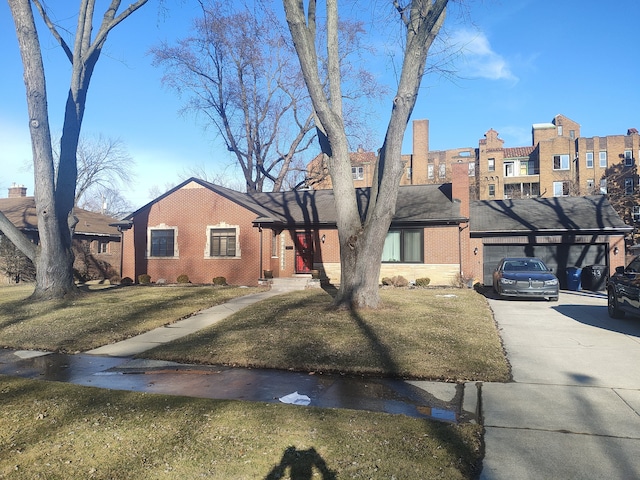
[295,232,314,273]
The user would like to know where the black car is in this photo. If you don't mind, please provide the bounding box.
[607,256,640,318]
[493,257,559,301]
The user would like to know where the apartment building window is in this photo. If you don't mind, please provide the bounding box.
[586,152,594,168]
[553,181,569,197]
[633,206,640,223]
[600,178,607,194]
[569,130,575,139]
[352,166,364,180]
[149,228,176,257]
[599,151,607,168]
[557,125,563,136]
[625,150,633,166]
[468,162,475,176]
[427,164,434,179]
[382,229,423,263]
[504,162,514,177]
[438,163,446,178]
[488,184,495,197]
[488,158,495,172]
[553,154,570,170]
[625,178,634,195]
[210,228,237,257]
[523,182,540,197]
[406,167,412,180]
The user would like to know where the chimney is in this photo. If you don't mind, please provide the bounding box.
[8,183,27,198]
[451,162,470,218]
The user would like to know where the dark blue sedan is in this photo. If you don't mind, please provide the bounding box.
[492,257,559,301]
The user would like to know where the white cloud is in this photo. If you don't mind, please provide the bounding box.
[449,29,518,83]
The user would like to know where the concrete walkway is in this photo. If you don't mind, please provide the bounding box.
[480,290,640,480]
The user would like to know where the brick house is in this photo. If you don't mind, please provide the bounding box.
[120,163,475,286]
[0,184,122,282]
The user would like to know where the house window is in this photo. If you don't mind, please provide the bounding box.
[352,166,364,180]
[427,164,434,179]
[600,178,607,194]
[210,228,237,257]
[625,178,634,195]
[625,150,633,166]
[150,229,176,257]
[97,241,108,254]
[586,152,594,168]
[553,181,569,197]
[488,184,496,197]
[382,229,423,263]
[553,154,570,170]
[599,151,607,168]
[271,231,278,257]
[557,125,563,136]
[569,130,575,139]
[438,163,446,178]
[488,158,495,172]
[586,179,595,192]
[406,167,412,180]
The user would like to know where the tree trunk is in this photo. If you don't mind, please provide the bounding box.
[8,0,77,300]
[284,0,448,309]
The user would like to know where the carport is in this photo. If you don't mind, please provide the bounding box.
[471,196,631,288]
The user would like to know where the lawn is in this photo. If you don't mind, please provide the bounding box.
[0,283,507,478]
[0,284,266,353]
[141,288,510,382]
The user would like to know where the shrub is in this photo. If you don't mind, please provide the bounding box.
[109,275,122,285]
[212,276,227,286]
[415,277,431,287]
[381,275,409,287]
[138,274,151,284]
[177,274,190,284]
[120,277,133,286]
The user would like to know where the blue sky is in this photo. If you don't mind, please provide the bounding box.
[1,1,639,209]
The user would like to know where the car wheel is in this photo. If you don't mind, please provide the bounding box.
[607,288,625,319]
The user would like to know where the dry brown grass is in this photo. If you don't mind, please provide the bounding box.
[0,284,266,353]
[0,375,483,479]
[142,288,510,382]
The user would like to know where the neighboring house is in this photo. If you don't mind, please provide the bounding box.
[120,163,474,287]
[0,184,122,282]
[470,195,631,287]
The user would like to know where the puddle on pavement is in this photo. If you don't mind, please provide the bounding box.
[0,349,475,424]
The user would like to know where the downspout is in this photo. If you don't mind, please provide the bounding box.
[258,226,263,280]
[458,223,469,279]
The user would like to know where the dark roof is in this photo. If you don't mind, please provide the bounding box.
[250,183,466,227]
[127,178,466,228]
[0,196,121,237]
[471,196,632,235]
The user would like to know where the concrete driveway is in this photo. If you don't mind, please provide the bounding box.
[480,290,640,479]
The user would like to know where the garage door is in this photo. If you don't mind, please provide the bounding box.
[483,243,608,288]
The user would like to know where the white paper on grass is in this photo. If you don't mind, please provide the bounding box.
[279,391,311,405]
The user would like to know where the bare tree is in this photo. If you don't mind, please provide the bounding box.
[151,0,314,193]
[283,0,448,308]
[3,0,148,300]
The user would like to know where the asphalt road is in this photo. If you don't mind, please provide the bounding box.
[480,289,640,479]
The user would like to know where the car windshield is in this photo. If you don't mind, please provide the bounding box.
[503,260,546,272]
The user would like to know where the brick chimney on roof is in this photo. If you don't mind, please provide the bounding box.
[8,184,27,198]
